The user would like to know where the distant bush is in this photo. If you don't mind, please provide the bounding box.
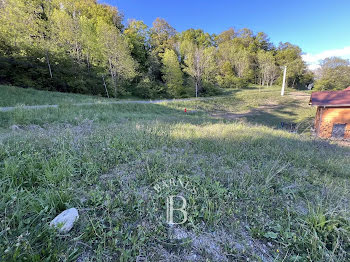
[0,56,106,95]
[201,82,223,96]
[133,77,168,99]
[217,75,249,88]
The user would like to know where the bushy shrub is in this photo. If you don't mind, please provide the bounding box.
[133,77,167,99]
[314,78,348,91]
[0,56,106,95]
[217,75,249,88]
[201,82,222,96]
[314,57,350,91]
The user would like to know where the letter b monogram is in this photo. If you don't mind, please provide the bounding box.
[166,195,188,225]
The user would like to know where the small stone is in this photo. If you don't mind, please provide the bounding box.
[10,125,20,131]
[50,208,79,233]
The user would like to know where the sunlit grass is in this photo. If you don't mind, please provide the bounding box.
[0,86,349,261]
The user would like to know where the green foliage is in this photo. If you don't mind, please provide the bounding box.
[96,20,136,97]
[183,44,218,96]
[256,50,279,86]
[161,49,184,97]
[133,77,167,99]
[0,0,313,98]
[216,58,249,88]
[124,20,149,72]
[217,74,248,88]
[275,42,310,88]
[314,57,350,90]
[0,56,105,94]
[0,0,134,97]
[200,82,222,96]
[149,18,177,58]
[180,29,214,48]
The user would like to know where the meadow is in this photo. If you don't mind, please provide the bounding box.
[0,85,111,107]
[0,86,349,261]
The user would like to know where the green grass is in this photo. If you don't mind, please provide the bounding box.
[0,86,349,261]
[0,85,111,107]
[166,85,316,133]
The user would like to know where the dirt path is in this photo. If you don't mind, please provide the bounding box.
[288,91,311,102]
[0,98,200,112]
[0,91,312,114]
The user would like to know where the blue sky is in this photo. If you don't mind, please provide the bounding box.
[100,0,350,69]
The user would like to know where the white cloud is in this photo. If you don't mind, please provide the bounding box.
[302,46,350,70]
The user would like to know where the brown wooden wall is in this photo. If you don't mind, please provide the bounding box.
[315,107,350,139]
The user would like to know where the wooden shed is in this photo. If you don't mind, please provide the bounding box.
[309,87,350,139]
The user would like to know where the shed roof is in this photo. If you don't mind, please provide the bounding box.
[309,87,350,107]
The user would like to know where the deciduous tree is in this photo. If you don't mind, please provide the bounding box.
[314,57,350,90]
[257,50,279,86]
[161,49,184,97]
[96,21,136,97]
[183,43,217,97]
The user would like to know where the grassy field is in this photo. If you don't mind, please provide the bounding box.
[0,85,111,107]
[167,86,315,131]
[0,86,349,261]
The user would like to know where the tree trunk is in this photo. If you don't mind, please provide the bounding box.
[45,50,53,79]
[102,75,109,98]
[195,81,198,98]
[75,40,80,62]
[108,58,117,97]
[261,75,265,86]
[114,77,118,97]
[86,53,90,72]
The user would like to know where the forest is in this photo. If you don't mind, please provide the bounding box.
[0,0,315,98]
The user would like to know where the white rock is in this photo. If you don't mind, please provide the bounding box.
[10,125,20,131]
[50,208,79,233]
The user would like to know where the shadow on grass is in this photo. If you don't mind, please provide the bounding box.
[0,102,225,129]
[0,96,316,137]
[165,122,350,178]
[206,97,315,132]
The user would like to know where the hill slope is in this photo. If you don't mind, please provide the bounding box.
[0,86,349,261]
[0,85,110,107]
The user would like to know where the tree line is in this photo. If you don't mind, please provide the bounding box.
[314,57,350,91]
[0,0,314,98]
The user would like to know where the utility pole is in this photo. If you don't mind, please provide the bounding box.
[281,66,287,96]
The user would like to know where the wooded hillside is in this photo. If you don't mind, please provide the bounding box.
[0,0,313,98]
